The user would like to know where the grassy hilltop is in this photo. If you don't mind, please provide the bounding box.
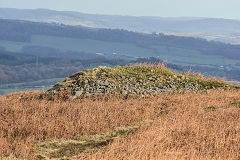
[49,64,237,97]
[0,65,240,159]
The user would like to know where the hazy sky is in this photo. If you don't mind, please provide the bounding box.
[0,0,240,19]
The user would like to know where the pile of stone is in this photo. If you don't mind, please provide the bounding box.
[48,66,232,97]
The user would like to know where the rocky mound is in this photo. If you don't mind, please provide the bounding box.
[48,65,236,97]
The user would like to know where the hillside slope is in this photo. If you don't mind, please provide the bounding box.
[1,8,240,34]
[1,8,240,44]
[1,19,240,63]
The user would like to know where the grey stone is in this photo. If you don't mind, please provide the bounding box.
[75,90,84,96]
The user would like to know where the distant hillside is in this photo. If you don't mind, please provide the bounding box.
[1,19,240,61]
[1,8,240,34]
[1,8,240,44]
[0,19,240,92]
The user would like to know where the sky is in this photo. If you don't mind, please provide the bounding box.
[0,0,240,19]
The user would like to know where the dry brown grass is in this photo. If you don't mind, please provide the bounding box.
[135,62,167,70]
[0,90,240,159]
[183,68,226,82]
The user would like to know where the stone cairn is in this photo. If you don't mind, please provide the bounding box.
[48,65,231,98]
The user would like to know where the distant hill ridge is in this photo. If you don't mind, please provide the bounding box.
[1,8,240,34]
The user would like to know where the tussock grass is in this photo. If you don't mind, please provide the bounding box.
[0,90,240,159]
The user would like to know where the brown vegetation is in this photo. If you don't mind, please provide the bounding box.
[0,90,240,159]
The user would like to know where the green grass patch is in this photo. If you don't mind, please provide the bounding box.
[34,120,153,159]
[205,106,217,111]
[229,102,240,108]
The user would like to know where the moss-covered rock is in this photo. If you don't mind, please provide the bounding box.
[48,65,238,97]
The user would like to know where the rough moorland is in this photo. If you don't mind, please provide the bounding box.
[0,90,240,159]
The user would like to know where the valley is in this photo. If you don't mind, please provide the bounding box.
[0,19,240,95]
[1,8,240,44]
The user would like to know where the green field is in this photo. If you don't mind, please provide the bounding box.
[0,40,26,52]
[31,35,156,57]
[0,78,65,95]
[202,34,240,45]
[0,34,239,67]
[151,45,238,66]
[0,35,157,57]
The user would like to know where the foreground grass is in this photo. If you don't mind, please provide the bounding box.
[35,120,153,159]
[0,90,240,159]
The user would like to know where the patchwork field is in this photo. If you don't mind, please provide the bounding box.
[0,35,156,57]
[151,45,237,66]
[0,78,64,95]
[1,34,239,68]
